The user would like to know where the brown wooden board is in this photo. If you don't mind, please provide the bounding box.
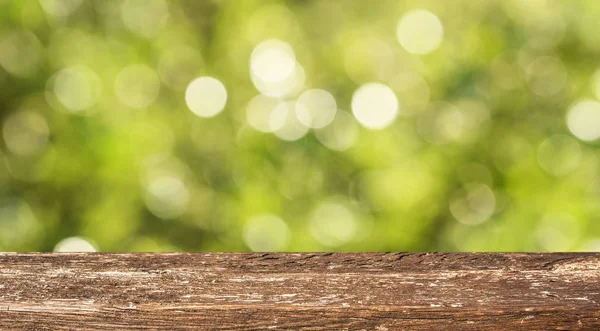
[0,253,599,330]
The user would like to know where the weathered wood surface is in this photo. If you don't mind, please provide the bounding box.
[0,253,599,330]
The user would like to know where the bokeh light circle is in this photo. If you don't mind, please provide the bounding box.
[0,30,43,77]
[536,213,580,251]
[309,201,358,247]
[54,237,97,252]
[250,62,305,98]
[351,83,399,129]
[39,0,83,18]
[537,134,581,176]
[144,175,190,220]
[525,56,567,96]
[270,101,309,141]
[121,0,169,38]
[315,111,359,151]
[185,76,228,118]
[250,39,296,84]
[450,183,496,225]
[2,111,50,157]
[246,94,280,133]
[396,10,444,55]
[295,89,337,129]
[115,64,161,109]
[567,100,600,141]
[243,214,290,251]
[49,65,102,112]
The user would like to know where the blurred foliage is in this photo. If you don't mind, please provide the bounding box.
[1,0,600,252]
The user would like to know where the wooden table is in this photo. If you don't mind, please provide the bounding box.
[1,253,599,330]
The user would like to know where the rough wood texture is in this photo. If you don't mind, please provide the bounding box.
[0,253,599,330]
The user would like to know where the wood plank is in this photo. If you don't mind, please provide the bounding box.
[0,253,598,330]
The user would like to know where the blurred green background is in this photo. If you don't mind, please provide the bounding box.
[1,0,600,252]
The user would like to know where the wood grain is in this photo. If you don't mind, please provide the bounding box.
[0,253,598,330]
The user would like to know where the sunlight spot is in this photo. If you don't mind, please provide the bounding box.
[54,237,96,252]
[246,94,280,133]
[251,62,305,98]
[0,199,38,247]
[567,100,600,141]
[0,30,43,77]
[39,0,83,18]
[144,175,190,220]
[537,134,581,176]
[536,213,580,251]
[295,89,337,129]
[2,112,49,157]
[48,65,102,112]
[121,0,169,38]
[140,155,190,220]
[244,214,290,252]
[250,39,296,84]
[270,101,309,141]
[525,56,567,96]
[315,111,359,151]
[450,184,496,225]
[351,83,398,130]
[115,64,161,109]
[309,201,358,247]
[397,10,444,55]
[185,77,227,118]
